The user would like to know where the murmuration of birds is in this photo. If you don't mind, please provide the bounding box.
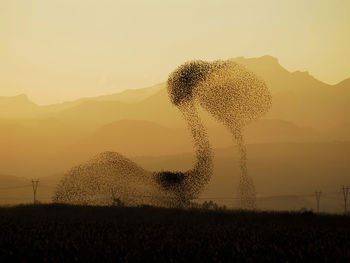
[53,59,272,209]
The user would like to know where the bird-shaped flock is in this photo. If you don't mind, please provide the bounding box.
[53,59,272,209]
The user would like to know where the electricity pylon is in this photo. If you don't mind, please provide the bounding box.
[31,179,39,205]
[342,186,349,215]
[315,191,322,213]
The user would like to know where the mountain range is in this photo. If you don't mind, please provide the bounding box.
[1,55,349,129]
[1,141,349,213]
[0,55,349,210]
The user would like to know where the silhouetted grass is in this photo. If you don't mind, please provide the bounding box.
[0,204,349,262]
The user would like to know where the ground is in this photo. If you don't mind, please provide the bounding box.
[0,204,349,262]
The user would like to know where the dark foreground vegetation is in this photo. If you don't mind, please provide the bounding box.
[1,204,349,262]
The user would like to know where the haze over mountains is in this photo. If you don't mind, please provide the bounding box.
[1,56,349,129]
[1,142,348,213]
[0,55,349,211]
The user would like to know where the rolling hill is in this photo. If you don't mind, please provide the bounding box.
[0,118,327,177]
[1,55,348,130]
[0,83,164,119]
[0,55,349,210]
[1,142,349,214]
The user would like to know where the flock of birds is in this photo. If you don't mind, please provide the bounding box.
[53,59,272,209]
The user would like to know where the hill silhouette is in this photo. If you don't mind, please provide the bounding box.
[0,94,39,118]
[1,55,348,129]
[0,117,326,178]
[0,55,349,209]
[0,83,164,119]
[334,77,350,89]
[48,55,349,132]
[1,142,349,213]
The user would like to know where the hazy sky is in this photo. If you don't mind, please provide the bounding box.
[1,0,349,104]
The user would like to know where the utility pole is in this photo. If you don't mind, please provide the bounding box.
[31,179,39,205]
[315,191,322,213]
[342,186,349,215]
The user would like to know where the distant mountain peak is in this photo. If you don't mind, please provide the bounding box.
[291,70,310,76]
[335,77,350,88]
[231,55,278,62]
[0,93,36,105]
[259,55,279,61]
[0,93,26,99]
[229,55,285,72]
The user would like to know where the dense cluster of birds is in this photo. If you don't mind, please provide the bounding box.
[54,59,272,209]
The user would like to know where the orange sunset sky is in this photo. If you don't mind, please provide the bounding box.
[1,0,349,104]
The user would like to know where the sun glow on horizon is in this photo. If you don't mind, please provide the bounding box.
[1,0,349,104]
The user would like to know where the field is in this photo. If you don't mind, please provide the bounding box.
[1,205,349,262]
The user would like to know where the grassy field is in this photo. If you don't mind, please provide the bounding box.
[1,205,349,262]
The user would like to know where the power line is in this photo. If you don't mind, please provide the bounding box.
[1,182,350,213]
[0,182,344,198]
[0,184,56,190]
[39,185,57,189]
[0,185,31,190]
[0,186,342,200]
